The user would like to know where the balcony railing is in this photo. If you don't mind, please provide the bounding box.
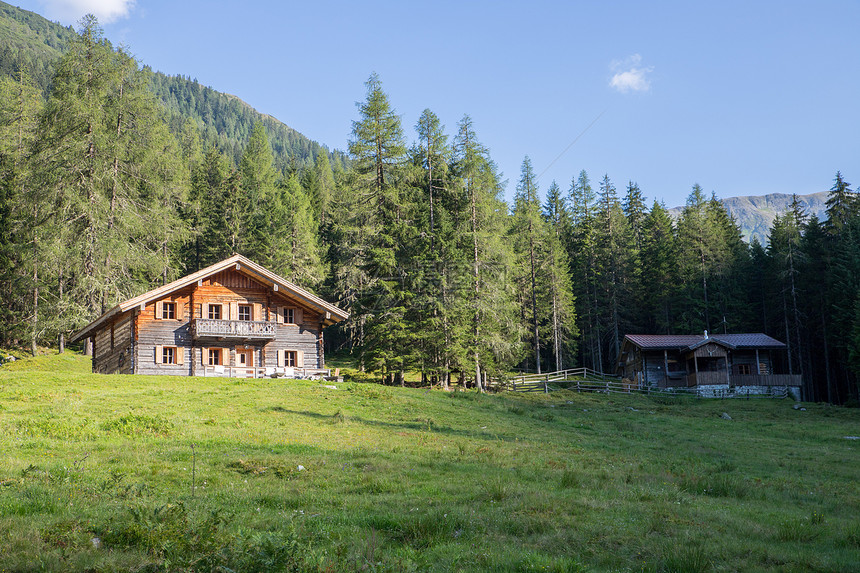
[191,319,277,340]
[199,366,332,379]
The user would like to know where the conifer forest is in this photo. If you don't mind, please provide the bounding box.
[1,15,859,404]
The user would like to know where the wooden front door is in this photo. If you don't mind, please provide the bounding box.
[235,346,255,377]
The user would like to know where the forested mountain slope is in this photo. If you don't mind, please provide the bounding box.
[0,0,346,170]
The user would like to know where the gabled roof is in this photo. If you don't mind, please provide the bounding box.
[71,254,349,342]
[622,333,786,351]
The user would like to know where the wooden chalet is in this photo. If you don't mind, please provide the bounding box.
[71,255,348,378]
[617,332,802,397]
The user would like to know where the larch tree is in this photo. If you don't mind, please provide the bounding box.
[33,15,185,348]
[0,67,42,351]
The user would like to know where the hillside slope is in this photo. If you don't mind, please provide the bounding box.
[0,0,346,170]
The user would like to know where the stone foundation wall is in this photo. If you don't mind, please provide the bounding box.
[664,383,801,401]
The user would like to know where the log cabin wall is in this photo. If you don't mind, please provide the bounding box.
[267,314,321,369]
[135,285,194,376]
[642,351,670,387]
[92,314,134,374]
[730,350,772,375]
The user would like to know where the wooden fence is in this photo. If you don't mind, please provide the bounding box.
[490,368,793,399]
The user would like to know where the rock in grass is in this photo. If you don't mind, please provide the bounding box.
[720,412,732,420]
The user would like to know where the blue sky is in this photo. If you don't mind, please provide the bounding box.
[14,0,860,208]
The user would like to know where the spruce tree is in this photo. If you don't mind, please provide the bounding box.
[675,184,714,332]
[238,122,279,261]
[335,73,409,379]
[593,174,637,370]
[640,201,677,333]
[568,170,600,369]
[452,115,521,388]
[512,156,545,373]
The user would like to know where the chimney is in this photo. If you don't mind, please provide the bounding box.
[704,330,709,339]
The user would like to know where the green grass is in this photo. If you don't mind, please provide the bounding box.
[1,351,859,572]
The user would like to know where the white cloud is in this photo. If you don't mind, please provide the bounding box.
[37,0,136,25]
[609,54,653,93]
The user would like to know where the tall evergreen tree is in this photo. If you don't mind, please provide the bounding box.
[640,201,677,333]
[0,67,42,350]
[452,115,521,389]
[334,73,409,379]
[512,156,545,373]
[594,174,637,370]
[238,122,279,261]
[32,15,186,347]
[541,183,577,371]
[568,170,600,369]
[675,184,715,332]
[270,174,325,286]
[623,181,647,251]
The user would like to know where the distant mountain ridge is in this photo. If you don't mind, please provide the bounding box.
[0,0,346,171]
[668,191,828,244]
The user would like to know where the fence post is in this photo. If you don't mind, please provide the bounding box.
[544,373,549,393]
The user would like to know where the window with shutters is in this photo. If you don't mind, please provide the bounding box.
[285,350,297,367]
[285,308,295,324]
[208,348,222,365]
[156,345,182,365]
[162,302,176,319]
[238,305,251,321]
[208,304,222,319]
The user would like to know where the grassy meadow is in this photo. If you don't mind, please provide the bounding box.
[0,352,858,572]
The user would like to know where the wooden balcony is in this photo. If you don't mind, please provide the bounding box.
[191,318,276,340]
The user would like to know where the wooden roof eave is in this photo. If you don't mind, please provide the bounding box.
[235,258,349,325]
[70,305,125,343]
[70,254,349,342]
[686,339,737,352]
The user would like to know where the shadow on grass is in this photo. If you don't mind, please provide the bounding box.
[267,407,517,442]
